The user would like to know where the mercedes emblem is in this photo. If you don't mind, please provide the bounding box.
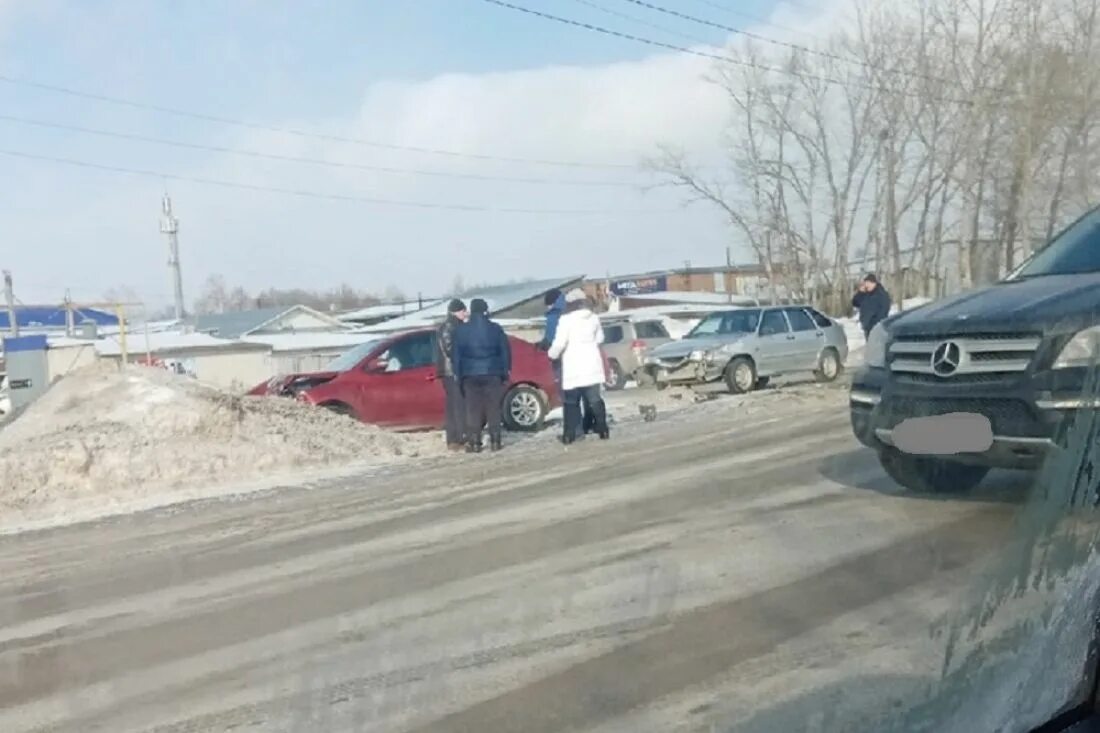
[931,341,962,376]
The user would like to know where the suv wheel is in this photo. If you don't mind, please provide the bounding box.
[877,448,990,494]
[606,359,627,391]
[724,357,757,394]
[502,385,548,432]
[815,348,842,383]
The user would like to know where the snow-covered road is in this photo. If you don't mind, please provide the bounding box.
[0,382,1031,732]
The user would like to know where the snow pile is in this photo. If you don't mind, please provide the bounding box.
[0,365,442,527]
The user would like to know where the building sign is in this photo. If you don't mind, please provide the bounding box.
[610,275,668,296]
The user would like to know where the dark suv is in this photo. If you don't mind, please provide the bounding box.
[850,207,1100,493]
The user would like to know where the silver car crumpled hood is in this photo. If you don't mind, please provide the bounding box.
[650,337,739,359]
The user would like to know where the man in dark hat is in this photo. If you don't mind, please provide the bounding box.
[852,273,891,338]
[435,298,469,451]
[453,298,511,452]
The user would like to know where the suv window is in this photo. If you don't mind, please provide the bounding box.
[634,321,669,339]
[785,308,816,332]
[807,308,833,328]
[759,310,790,336]
[382,332,435,371]
[1010,206,1100,279]
[603,324,625,344]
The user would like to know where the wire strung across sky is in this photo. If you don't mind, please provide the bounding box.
[0,74,640,171]
[0,114,647,188]
[619,0,961,91]
[0,148,675,215]
[479,0,981,107]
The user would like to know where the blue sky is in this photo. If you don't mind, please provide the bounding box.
[0,0,821,308]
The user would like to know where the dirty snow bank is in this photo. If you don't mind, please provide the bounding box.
[0,365,443,530]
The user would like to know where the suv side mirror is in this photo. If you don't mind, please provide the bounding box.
[367,358,389,373]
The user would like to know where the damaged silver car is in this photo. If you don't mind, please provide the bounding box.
[643,306,848,393]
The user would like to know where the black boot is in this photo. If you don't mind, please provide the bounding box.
[490,432,503,451]
[465,436,482,453]
[590,400,610,440]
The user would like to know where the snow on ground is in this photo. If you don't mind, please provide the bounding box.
[0,364,444,531]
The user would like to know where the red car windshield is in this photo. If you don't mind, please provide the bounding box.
[322,339,386,372]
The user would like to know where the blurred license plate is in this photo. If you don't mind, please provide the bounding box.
[893,412,993,455]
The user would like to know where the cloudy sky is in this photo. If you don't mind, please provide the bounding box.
[0,0,827,308]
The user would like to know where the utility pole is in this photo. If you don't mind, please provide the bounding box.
[64,288,75,336]
[3,270,17,337]
[160,193,185,321]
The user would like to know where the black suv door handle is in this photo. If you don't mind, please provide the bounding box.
[786,335,796,340]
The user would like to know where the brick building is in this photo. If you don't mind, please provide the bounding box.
[584,264,774,308]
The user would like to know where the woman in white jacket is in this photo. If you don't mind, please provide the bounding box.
[548,288,609,443]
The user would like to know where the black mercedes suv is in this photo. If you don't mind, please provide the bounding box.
[850,206,1100,493]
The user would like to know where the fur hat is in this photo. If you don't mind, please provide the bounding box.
[564,288,587,303]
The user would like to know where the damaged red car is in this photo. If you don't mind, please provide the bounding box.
[248,328,561,431]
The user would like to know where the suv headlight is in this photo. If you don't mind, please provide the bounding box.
[689,349,706,362]
[1054,326,1100,369]
[865,323,888,368]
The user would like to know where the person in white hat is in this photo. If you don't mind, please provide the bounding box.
[548,288,609,443]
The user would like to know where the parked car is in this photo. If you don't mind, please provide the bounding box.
[599,315,674,389]
[850,205,1100,494]
[249,328,560,431]
[643,305,848,393]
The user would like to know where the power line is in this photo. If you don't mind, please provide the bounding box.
[0,148,670,215]
[0,114,643,188]
[683,0,823,39]
[567,0,714,45]
[0,74,640,171]
[480,0,977,106]
[619,0,959,89]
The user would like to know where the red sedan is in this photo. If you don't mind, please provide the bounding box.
[249,328,561,431]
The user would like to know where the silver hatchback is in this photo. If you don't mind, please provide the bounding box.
[643,305,848,393]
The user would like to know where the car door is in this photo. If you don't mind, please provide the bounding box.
[359,331,444,429]
[754,309,795,375]
[784,307,822,372]
[632,320,672,370]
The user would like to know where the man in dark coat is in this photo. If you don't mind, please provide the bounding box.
[435,298,468,451]
[454,298,512,453]
[852,273,892,337]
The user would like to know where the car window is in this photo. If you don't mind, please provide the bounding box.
[1009,206,1100,279]
[785,308,816,332]
[603,324,625,343]
[688,309,760,337]
[808,308,833,328]
[383,332,435,371]
[759,310,790,336]
[324,339,385,372]
[634,321,669,339]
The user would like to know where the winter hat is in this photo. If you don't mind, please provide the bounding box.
[447,298,467,313]
[470,298,490,315]
[564,288,587,304]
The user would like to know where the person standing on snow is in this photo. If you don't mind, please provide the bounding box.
[548,289,609,444]
[539,288,597,435]
[852,273,892,338]
[435,298,469,451]
[453,298,511,453]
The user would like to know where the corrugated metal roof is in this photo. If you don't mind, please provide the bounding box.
[337,300,444,322]
[0,306,118,330]
[358,275,583,334]
[194,305,345,339]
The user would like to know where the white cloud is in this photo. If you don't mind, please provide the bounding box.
[5,43,749,306]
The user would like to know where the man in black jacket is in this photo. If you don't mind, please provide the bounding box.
[453,298,512,453]
[435,299,468,451]
[852,273,892,337]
